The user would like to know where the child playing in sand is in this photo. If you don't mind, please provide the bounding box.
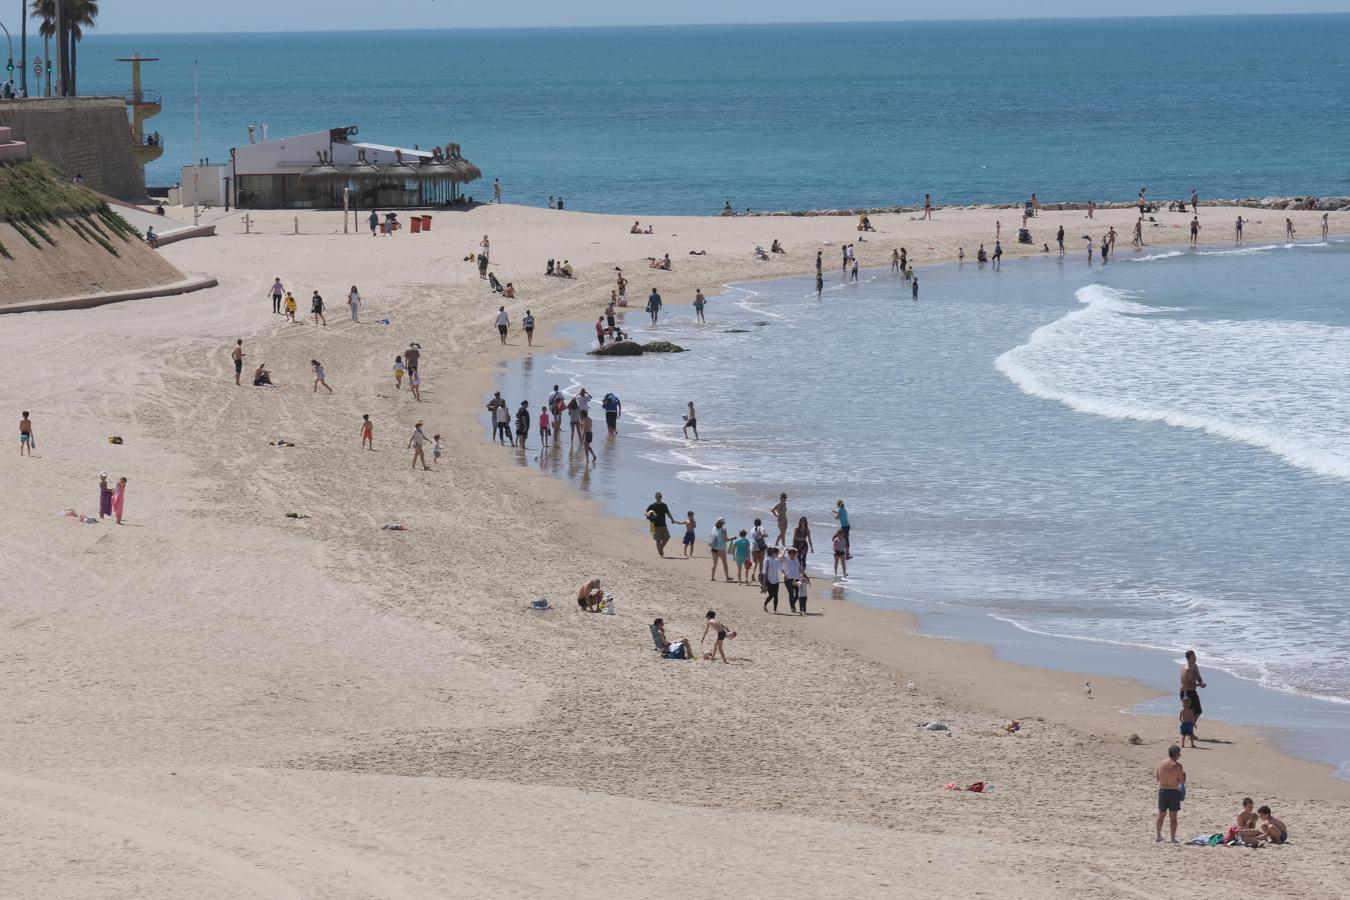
[797,572,811,614]
[283,292,297,322]
[682,511,697,558]
[360,415,374,450]
[393,355,405,390]
[701,610,735,664]
[432,434,443,463]
[832,529,849,580]
[1179,695,1197,748]
[732,529,752,584]
[311,360,332,394]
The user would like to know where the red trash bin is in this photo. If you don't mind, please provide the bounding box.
[420,215,432,231]
[410,216,422,234]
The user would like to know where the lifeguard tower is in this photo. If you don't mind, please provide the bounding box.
[114,53,162,165]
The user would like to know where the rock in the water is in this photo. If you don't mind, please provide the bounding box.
[588,340,644,356]
[723,328,748,333]
[641,341,686,353]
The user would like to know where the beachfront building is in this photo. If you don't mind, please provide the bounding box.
[230,126,481,210]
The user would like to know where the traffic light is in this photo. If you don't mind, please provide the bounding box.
[5,59,12,73]
[45,60,52,74]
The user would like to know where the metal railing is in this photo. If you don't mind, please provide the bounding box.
[84,88,163,106]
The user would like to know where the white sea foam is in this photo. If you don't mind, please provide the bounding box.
[995,284,1350,482]
[1128,250,1185,262]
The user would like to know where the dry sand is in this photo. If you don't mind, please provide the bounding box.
[2,202,1347,898]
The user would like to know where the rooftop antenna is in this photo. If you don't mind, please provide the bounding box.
[192,59,200,226]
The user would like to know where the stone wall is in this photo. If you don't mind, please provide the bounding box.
[0,99,146,202]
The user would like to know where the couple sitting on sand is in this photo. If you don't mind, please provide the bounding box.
[630,220,654,234]
[648,254,671,270]
[1230,798,1288,846]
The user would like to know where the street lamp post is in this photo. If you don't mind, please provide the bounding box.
[19,0,25,96]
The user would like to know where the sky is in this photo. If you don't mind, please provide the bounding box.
[80,1,1350,35]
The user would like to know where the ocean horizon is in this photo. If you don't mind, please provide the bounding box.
[73,14,1350,213]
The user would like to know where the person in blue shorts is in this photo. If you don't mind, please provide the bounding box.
[681,511,697,558]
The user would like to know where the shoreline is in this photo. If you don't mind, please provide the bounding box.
[483,242,1350,785]
[4,201,1347,895]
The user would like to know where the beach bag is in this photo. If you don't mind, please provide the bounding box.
[706,530,719,549]
[668,641,687,660]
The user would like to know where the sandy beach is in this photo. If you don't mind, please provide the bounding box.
[3,201,1348,898]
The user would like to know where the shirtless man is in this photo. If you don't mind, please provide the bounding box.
[1180,649,1207,730]
[231,339,245,386]
[769,492,789,547]
[1239,805,1288,845]
[1155,745,1186,843]
[576,577,604,612]
[19,410,34,456]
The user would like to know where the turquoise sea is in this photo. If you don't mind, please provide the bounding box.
[77,15,1350,212]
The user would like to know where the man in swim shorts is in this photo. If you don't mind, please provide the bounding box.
[19,410,34,455]
[231,339,245,386]
[1155,744,1185,843]
[1179,649,1206,727]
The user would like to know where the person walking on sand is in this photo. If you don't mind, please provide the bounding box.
[283,292,298,323]
[393,355,405,391]
[368,209,379,236]
[646,288,662,325]
[1189,215,1201,246]
[348,285,361,323]
[523,310,536,346]
[98,471,113,519]
[231,339,245,386]
[311,291,327,326]
[694,289,706,323]
[784,547,803,613]
[404,343,420,378]
[1180,649,1207,729]
[1133,217,1144,247]
[645,491,677,557]
[270,278,284,314]
[732,530,752,584]
[111,476,128,524]
[408,420,431,470]
[702,610,734,664]
[683,401,699,440]
[770,493,789,547]
[480,234,491,264]
[311,359,332,394]
[762,546,783,613]
[360,414,374,450]
[750,518,769,583]
[681,511,698,558]
[19,411,34,456]
[922,193,933,220]
[833,499,852,557]
[581,411,597,463]
[1155,745,1185,843]
[495,306,510,344]
[410,368,422,402]
[709,518,732,582]
[792,516,814,570]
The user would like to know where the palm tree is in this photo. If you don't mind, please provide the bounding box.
[30,0,98,96]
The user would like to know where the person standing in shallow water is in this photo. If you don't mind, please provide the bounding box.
[682,402,698,440]
[1179,649,1206,729]
[693,289,706,323]
[769,493,789,547]
[581,411,597,463]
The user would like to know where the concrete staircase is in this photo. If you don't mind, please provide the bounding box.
[0,126,28,162]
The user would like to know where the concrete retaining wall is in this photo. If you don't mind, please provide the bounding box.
[0,99,147,201]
